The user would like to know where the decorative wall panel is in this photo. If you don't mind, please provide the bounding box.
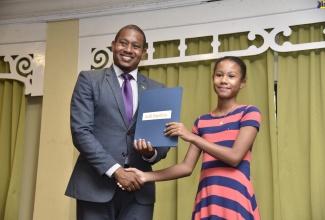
[0,8,323,96]
[79,9,325,72]
[0,42,45,96]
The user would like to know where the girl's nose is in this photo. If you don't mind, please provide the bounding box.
[220,76,227,83]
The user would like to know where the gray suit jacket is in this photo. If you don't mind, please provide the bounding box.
[65,66,170,204]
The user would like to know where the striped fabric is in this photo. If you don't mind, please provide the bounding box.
[191,105,261,220]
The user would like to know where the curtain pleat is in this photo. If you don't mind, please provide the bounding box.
[0,60,27,220]
[277,23,325,220]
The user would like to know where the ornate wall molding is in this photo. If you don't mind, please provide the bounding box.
[78,9,325,72]
[0,7,323,96]
[0,42,45,96]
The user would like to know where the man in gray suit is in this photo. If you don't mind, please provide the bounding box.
[65,24,170,220]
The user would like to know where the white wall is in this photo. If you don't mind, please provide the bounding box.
[79,0,314,37]
[0,0,315,45]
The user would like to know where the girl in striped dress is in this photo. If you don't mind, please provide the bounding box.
[128,56,261,220]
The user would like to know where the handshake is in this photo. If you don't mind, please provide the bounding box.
[113,138,151,192]
[114,167,145,192]
[113,122,188,191]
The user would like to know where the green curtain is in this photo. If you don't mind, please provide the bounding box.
[139,32,277,220]
[277,23,325,220]
[0,58,27,220]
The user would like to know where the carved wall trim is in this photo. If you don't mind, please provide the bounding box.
[0,42,45,96]
[0,8,323,96]
[78,9,325,73]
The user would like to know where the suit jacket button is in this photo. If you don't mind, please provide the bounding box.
[122,152,127,157]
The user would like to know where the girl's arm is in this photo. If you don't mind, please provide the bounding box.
[128,140,201,183]
[165,122,258,167]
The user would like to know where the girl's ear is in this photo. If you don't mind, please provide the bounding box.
[240,79,247,89]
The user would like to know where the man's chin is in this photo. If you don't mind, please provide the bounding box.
[117,64,135,73]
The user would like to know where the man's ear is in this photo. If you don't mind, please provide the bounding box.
[141,48,147,59]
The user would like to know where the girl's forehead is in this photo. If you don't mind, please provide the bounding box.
[218,59,236,66]
[216,61,240,70]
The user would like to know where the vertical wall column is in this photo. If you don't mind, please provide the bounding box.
[33,19,79,220]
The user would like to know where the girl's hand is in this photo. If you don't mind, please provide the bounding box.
[164,122,194,142]
[125,167,146,182]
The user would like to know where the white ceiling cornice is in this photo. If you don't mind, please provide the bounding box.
[0,0,207,24]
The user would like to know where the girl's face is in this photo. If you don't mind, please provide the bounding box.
[213,60,246,99]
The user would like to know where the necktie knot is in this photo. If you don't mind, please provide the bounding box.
[121,73,133,81]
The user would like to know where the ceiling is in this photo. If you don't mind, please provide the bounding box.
[0,0,215,24]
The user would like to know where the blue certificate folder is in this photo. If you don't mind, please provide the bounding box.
[135,87,183,147]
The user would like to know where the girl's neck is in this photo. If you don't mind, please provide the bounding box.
[216,99,237,111]
[213,99,238,116]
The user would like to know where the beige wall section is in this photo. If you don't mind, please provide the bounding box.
[33,20,79,220]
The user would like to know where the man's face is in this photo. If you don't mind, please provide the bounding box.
[111,28,147,73]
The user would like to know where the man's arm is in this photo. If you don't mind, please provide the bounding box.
[71,71,119,175]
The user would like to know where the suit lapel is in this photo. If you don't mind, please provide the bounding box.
[137,74,149,92]
[128,73,149,127]
[105,67,129,127]
[105,68,150,129]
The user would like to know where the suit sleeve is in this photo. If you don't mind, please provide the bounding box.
[70,71,118,176]
[152,147,170,164]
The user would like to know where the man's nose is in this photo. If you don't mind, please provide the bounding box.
[124,44,132,52]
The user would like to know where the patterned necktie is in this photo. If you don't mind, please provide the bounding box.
[121,73,133,125]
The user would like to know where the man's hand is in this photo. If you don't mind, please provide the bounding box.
[125,167,146,182]
[117,167,147,190]
[113,167,144,192]
[133,139,155,159]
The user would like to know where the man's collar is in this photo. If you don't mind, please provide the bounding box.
[113,64,138,81]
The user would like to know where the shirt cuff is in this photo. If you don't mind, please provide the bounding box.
[142,149,157,163]
[105,164,121,178]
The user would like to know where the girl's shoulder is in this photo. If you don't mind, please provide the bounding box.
[238,104,260,114]
[196,112,214,120]
[193,113,214,125]
[238,104,261,125]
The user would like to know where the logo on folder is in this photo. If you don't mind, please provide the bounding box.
[142,110,172,121]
